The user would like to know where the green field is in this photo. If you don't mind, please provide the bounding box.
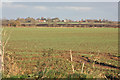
[5,27,118,54]
[3,27,119,79]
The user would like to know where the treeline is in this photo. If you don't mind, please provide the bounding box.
[1,17,119,27]
[2,17,62,27]
[2,17,38,27]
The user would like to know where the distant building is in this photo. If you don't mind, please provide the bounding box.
[39,20,46,22]
[76,20,80,22]
[37,17,47,23]
[63,20,67,22]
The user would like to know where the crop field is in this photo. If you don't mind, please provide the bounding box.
[2,27,119,79]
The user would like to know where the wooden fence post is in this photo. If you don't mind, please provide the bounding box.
[70,50,75,73]
[81,62,85,73]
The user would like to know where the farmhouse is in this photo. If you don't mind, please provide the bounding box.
[39,17,47,23]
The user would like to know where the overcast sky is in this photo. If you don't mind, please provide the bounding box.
[2,2,118,21]
[1,0,119,2]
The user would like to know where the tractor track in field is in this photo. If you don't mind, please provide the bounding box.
[75,55,119,70]
[60,53,119,70]
[58,50,119,70]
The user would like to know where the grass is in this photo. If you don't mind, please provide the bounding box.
[2,27,119,79]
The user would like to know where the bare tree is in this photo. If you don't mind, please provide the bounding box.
[47,18,52,27]
[53,21,57,27]
[0,28,12,77]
